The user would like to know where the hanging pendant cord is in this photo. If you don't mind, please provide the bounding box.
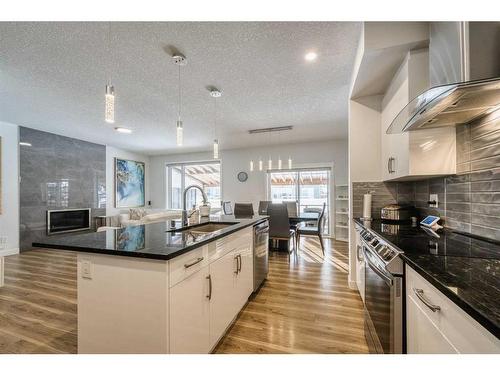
[178,65,181,120]
[107,22,112,86]
[214,95,217,139]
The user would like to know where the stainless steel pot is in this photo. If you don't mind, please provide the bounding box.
[380,204,413,221]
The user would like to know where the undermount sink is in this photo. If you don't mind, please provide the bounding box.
[174,222,237,234]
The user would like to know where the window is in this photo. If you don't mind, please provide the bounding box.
[167,161,221,210]
[268,168,331,234]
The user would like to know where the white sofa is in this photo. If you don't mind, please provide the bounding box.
[118,209,182,227]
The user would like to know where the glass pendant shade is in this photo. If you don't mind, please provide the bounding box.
[250,160,254,172]
[268,158,272,170]
[288,157,292,169]
[278,158,282,170]
[259,159,263,171]
[105,85,115,123]
[213,139,219,159]
[176,120,183,146]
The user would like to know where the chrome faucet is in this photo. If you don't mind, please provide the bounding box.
[182,185,208,227]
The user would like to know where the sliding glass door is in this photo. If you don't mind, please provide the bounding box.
[268,168,330,234]
[167,161,221,210]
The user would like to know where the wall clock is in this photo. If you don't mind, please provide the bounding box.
[237,171,248,182]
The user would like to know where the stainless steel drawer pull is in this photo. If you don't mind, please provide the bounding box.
[206,274,212,300]
[413,288,441,312]
[184,257,204,268]
[237,254,242,273]
[234,255,239,274]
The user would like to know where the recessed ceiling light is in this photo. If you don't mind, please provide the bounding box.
[304,52,318,62]
[19,142,32,147]
[114,127,132,134]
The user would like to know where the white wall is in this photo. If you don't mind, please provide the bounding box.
[347,96,382,287]
[105,146,151,216]
[0,121,20,255]
[149,139,347,230]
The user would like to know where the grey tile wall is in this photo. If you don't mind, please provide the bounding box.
[352,181,414,219]
[352,108,500,242]
[19,127,106,250]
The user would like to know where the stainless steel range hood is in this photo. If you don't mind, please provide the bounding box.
[387,77,500,134]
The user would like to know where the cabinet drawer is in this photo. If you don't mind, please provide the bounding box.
[406,265,500,353]
[169,245,209,287]
[209,228,252,262]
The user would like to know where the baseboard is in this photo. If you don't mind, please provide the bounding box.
[0,247,20,257]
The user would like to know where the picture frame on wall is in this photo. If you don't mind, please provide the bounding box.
[114,157,145,208]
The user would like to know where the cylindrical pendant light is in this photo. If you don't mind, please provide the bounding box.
[176,120,183,146]
[105,84,115,123]
[213,139,219,159]
[268,157,272,170]
[278,157,282,170]
[104,23,115,124]
[259,159,263,171]
[288,156,292,169]
[250,160,254,172]
[210,89,222,159]
[173,54,187,147]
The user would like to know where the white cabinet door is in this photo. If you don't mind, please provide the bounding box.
[169,266,210,353]
[234,240,254,309]
[407,292,458,354]
[209,250,239,348]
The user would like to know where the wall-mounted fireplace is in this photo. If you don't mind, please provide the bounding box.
[47,208,92,235]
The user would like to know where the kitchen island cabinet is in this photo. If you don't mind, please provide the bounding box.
[34,215,266,354]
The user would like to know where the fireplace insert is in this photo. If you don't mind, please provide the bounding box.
[47,208,92,235]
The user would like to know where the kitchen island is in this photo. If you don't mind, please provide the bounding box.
[34,214,268,354]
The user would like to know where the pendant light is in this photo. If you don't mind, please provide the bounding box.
[173,54,187,146]
[105,84,115,123]
[210,89,222,159]
[104,23,115,124]
[247,126,294,172]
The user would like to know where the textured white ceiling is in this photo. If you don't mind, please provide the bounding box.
[0,22,361,155]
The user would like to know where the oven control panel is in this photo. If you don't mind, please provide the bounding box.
[360,229,403,275]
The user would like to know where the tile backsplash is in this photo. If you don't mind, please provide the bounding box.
[352,108,500,241]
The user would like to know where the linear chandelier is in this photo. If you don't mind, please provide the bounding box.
[249,126,293,172]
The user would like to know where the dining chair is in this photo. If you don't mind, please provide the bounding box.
[267,203,296,259]
[303,206,322,226]
[296,203,326,255]
[284,201,298,218]
[234,203,254,216]
[221,201,233,215]
[258,200,271,215]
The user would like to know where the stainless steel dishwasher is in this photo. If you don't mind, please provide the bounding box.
[253,220,269,292]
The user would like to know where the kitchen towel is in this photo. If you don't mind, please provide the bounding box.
[363,193,372,219]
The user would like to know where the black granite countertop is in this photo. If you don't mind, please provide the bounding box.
[33,214,268,261]
[354,218,500,340]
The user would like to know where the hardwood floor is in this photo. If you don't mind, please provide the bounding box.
[0,249,77,353]
[0,237,367,354]
[215,238,369,353]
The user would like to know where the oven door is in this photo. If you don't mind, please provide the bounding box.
[363,245,403,354]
